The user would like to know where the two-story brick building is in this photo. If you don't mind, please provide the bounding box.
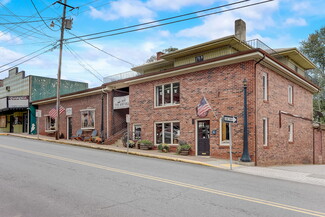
[33,20,323,166]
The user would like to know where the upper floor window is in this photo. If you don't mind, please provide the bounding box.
[288,85,293,104]
[156,82,180,107]
[195,55,204,62]
[262,72,268,101]
[288,123,294,142]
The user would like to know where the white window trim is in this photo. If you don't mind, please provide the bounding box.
[219,118,230,146]
[262,117,268,146]
[288,85,293,104]
[44,115,56,132]
[154,82,180,108]
[154,121,180,145]
[289,123,294,142]
[80,109,96,130]
[262,72,268,101]
[133,124,141,140]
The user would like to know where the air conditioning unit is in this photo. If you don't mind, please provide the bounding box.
[6,86,10,91]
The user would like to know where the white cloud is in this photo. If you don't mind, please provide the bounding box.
[89,0,155,21]
[158,30,171,37]
[176,0,279,40]
[0,0,10,5]
[284,18,307,26]
[147,0,216,11]
[290,0,325,16]
[0,31,22,44]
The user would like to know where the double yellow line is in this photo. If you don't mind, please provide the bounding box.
[1,143,324,217]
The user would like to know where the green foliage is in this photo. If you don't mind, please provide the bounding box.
[176,141,191,154]
[146,47,178,63]
[300,27,325,122]
[158,143,170,152]
[139,140,153,147]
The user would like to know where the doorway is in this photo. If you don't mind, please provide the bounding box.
[9,116,14,133]
[22,113,28,133]
[197,120,210,156]
[67,117,72,139]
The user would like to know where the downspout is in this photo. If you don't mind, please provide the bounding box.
[254,54,265,166]
[101,87,109,140]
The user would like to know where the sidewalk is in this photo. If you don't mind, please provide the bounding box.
[2,133,325,187]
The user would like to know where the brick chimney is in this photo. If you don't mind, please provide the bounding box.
[156,51,165,60]
[235,19,246,41]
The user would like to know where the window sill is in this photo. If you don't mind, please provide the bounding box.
[81,128,95,131]
[45,130,56,133]
[154,104,180,109]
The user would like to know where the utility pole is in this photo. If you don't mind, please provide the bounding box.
[55,0,74,140]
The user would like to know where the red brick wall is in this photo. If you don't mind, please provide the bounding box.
[313,128,325,164]
[130,61,256,160]
[255,64,314,166]
[38,93,109,139]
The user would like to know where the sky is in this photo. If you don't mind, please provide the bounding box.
[0,0,324,87]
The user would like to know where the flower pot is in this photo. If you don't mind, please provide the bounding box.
[179,150,189,156]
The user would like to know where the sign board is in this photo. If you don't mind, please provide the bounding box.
[223,115,238,123]
[126,114,130,123]
[8,96,29,108]
[0,97,7,110]
[113,95,129,110]
[66,108,72,116]
[36,110,42,118]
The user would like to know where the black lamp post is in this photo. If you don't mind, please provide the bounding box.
[241,78,251,162]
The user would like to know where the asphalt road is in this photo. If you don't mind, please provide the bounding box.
[0,136,325,217]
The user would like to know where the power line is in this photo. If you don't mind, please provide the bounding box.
[30,0,56,31]
[0,18,55,25]
[0,45,57,74]
[67,31,135,67]
[0,43,57,69]
[66,0,273,43]
[64,44,104,83]
[67,0,249,41]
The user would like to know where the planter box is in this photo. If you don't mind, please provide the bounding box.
[140,144,151,150]
[179,150,190,156]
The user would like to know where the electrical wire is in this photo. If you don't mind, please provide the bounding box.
[67,0,250,41]
[0,45,58,74]
[66,0,273,43]
[67,31,135,67]
[64,44,104,83]
[30,0,56,31]
[0,18,55,25]
[0,42,58,69]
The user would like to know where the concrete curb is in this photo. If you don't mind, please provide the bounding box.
[2,134,225,170]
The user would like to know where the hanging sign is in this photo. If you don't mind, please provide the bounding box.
[113,95,129,110]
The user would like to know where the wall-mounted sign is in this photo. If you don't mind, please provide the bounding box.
[113,95,129,110]
[66,108,72,116]
[0,97,7,110]
[126,114,130,123]
[36,110,42,118]
[0,115,6,128]
[8,96,29,108]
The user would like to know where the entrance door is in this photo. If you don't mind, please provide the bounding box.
[9,116,14,133]
[197,120,210,156]
[67,117,73,139]
[22,113,28,133]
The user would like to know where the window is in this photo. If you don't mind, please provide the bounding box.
[262,72,268,101]
[155,121,180,145]
[45,116,55,131]
[155,83,180,107]
[288,85,293,104]
[133,124,141,140]
[195,55,204,62]
[220,119,230,145]
[262,118,268,146]
[288,123,294,142]
[80,109,95,129]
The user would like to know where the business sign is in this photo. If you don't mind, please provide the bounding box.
[126,114,130,123]
[113,95,129,110]
[223,115,238,123]
[0,97,7,110]
[8,96,29,108]
[36,110,42,118]
[66,108,72,116]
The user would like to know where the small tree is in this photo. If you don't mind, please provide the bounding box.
[300,27,325,122]
[146,47,178,63]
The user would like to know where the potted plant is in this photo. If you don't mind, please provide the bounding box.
[139,140,153,150]
[158,143,170,153]
[177,141,191,156]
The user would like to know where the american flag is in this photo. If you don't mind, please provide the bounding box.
[49,106,65,119]
[197,97,212,117]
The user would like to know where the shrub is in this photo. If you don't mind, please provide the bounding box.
[139,140,153,148]
[176,143,191,154]
[158,143,170,152]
